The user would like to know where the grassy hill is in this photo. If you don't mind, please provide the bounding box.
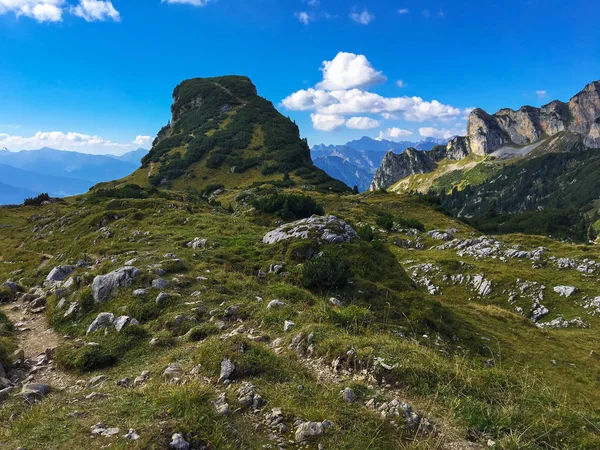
[2,77,600,449]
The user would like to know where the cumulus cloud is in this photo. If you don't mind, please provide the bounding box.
[316,52,386,90]
[282,88,463,121]
[346,116,380,130]
[377,128,413,141]
[536,90,547,100]
[419,126,464,139]
[133,135,152,147]
[310,114,346,131]
[397,8,409,14]
[161,0,213,6]
[70,0,119,21]
[0,0,65,22]
[282,51,466,132]
[350,8,373,25]
[396,80,405,88]
[0,131,148,155]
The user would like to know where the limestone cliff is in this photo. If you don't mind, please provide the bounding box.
[371,80,600,191]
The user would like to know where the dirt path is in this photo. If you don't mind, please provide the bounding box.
[1,303,75,389]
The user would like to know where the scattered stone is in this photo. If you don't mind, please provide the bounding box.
[187,238,207,250]
[133,288,148,297]
[123,429,140,440]
[91,423,120,437]
[537,316,588,329]
[92,266,142,303]
[213,392,231,416]
[329,297,342,307]
[152,278,169,289]
[86,312,115,334]
[553,286,578,297]
[162,363,183,380]
[86,375,108,388]
[267,299,286,310]
[170,433,190,450]
[340,387,356,403]
[295,420,332,442]
[283,320,295,332]
[18,383,51,402]
[156,292,169,304]
[113,315,140,332]
[63,302,79,318]
[219,358,235,382]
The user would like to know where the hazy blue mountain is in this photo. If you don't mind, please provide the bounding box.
[110,148,148,165]
[0,182,39,205]
[0,148,147,205]
[313,156,373,192]
[0,163,92,198]
[311,136,451,192]
[0,148,140,183]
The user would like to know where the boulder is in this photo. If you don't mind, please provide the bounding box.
[267,299,285,310]
[46,265,75,282]
[92,266,141,303]
[263,215,357,245]
[18,383,51,402]
[340,387,356,403]
[86,312,115,334]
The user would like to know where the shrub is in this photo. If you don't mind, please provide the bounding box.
[375,212,395,230]
[302,252,350,291]
[357,225,375,242]
[251,193,323,221]
[396,217,425,231]
[24,193,50,206]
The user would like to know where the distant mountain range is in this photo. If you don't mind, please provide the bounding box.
[0,147,148,205]
[311,136,450,192]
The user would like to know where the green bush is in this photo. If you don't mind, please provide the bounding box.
[251,193,324,221]
[302,252,350,291]
[375,212,395,230]
[23,193,50,206]
[357,224,375,242]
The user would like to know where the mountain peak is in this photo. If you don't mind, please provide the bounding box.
[131,76,349,193]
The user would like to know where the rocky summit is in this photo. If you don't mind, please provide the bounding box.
[3,76,600,450]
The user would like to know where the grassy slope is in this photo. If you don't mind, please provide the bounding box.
[0,189,599,448]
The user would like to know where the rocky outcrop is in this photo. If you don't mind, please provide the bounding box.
[263,215,357,245]
[370,148,440,191]
[370,80,600,190]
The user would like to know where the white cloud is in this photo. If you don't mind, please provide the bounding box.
[377,128,413,141]
[295,11,311,24]
[396,80,405,88]
[133,135,152,147]
[316,52,386,90]
[0,0,65,22]
[422,9,430,17]
[536,90,547,100]
[161,0,213,6]
[70,0,119,22]
[350,8,373,25]
[282,88,463,122]
[397,8,409,14]
[0,131,147,155]
[346,116,380,130]
[310,114,346,131]
[419,126,464,139]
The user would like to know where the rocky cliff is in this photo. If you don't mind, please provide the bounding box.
[370,147,444,191]
[371,80,600,190]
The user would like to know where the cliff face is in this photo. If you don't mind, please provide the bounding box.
[370,148,440,191]
[371,80,600,191]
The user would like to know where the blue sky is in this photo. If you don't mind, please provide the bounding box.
[0,0,598,154]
